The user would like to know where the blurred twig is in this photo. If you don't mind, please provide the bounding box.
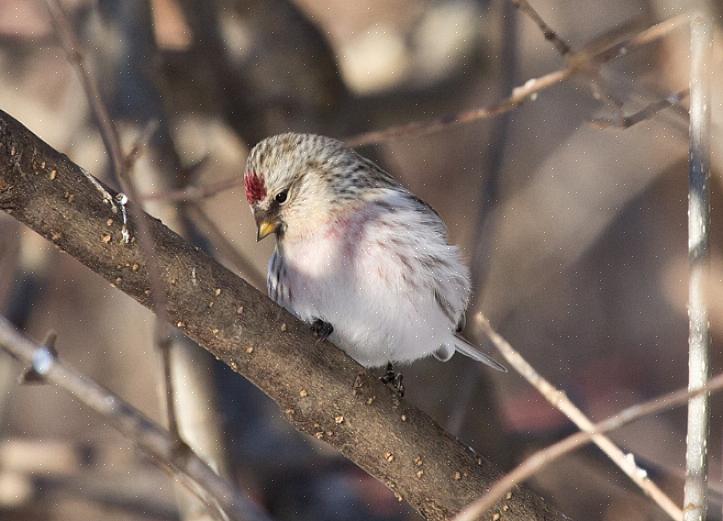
[453,371,723,521]
[591,89,690,129]
[474,314,684,521]
[345,14,688,146]
[0,315,272,521]
[511,0,572,56]
[142,175,242,203]
[448,0,518,443]
[684,15,712,521]
[43,0,182,447]
[469,0,519,304]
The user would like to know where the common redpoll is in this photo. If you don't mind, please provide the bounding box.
[244,133,505,375]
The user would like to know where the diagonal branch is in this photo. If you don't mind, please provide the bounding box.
[511,0,572,56]
[345,14,688,146]
[0,315,271,521]
[475,315,683,521]
[0,110,571,521]
[43,0,182,447]
[590,88,689,129]
[454,371,723,521]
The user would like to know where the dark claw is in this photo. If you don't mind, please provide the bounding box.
[310,318,334,342]
[380,362,405,398]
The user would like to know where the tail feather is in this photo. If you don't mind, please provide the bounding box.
[453,335,507,372]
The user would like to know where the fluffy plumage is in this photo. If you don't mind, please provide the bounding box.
[244,133,505,371]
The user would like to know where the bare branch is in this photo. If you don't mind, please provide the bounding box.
[0,109,572,521]
[684,15,713,521]
[475,314,683,521]
[142,176,243,204]
[344,14,688,147]
[511,0,572,56]
[590,89,689,129]
[0,315,272,521]
[454,371,723,521]
[43,0,182,446]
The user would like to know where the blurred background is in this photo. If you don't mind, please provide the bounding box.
[0,0,722,520]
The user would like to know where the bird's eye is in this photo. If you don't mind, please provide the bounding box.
[275,189,289,204]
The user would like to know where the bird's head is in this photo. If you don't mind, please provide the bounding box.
[243,133,395,241]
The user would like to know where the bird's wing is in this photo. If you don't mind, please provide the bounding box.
[434,289,466,332]
[372,190,471,330]
[267,246,290,306]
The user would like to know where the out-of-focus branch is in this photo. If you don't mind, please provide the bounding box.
[42,0,124,178]
[447,0,518,450]
[591,89,689,129]
[684,15,712,521]
[345,14,688,146]
[511,0,572,56]
[175,0,348,144]
[0,110,572,521]
[142,15,692,207]
[510,0,625,120]
[474,315,683,521]
[141,175,242,204]
[43,0,182,444]
[0,316,272,521]
[454,371,723,521]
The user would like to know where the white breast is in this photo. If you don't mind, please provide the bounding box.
[271,195,468,368]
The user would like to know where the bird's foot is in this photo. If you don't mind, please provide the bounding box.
[380,362,405,398]
[310,318,334,342]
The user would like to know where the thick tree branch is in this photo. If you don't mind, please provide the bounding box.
[0,110,571,521]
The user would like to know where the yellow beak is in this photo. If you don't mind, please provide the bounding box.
[256,219,280,241]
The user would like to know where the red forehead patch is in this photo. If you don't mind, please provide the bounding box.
[244,171,266,205]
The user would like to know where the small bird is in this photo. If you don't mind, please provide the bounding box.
[244,133,505,388]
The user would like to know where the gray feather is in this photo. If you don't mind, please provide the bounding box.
[453,335,507,372]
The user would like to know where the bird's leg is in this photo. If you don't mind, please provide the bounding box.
[310,318,334,342]
[380,362,405,398]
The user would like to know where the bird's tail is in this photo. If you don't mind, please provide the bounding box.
[454,334,507,372]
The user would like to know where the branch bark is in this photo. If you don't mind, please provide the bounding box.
[0,109,570,521]
[684,14,713,521]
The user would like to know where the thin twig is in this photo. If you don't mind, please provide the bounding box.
[43,0,182,446]
[511,0,572,56]
[591,88,689,129]
[125,120,160,171]
[510,0,629,130]
[474,314,683,521]
[448,0,519,438]
[140,16,689,206]
[344,14,688,146]
[453,371,723,521]
[684,15,713,521]
[142,175,242,203]
[0,315,273,521]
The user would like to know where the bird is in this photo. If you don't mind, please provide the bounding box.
[243,133,505,391]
